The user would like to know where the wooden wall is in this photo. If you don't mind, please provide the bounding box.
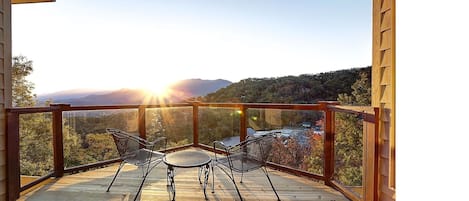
[372,0,395,200]
[0,0,11,200]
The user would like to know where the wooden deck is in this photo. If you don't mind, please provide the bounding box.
[19,149,348,201]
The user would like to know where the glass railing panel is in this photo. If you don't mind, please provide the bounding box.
[333,111,365,198]
[62,109,138,168]
[247,108,325,176]
[145,107,193,148]
[19,112,53,187]
[198,107,241,146]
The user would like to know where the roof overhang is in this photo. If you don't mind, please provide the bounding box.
[12,0,55,4]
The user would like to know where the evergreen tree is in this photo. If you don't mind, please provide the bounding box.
[334,72,371,186]
[12,56,84,175]
[12,56,36,107]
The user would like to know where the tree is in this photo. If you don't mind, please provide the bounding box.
[334,72,371,186]
[337,72,371,106]
[11,56,53,175]
[12,56,86,175]
[12,56,36,107]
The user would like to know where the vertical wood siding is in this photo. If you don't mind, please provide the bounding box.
[0,0,11,200]
[372,0,395,200]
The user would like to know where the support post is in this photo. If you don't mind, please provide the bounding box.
[363,107,380,201]
[51,104,69,178]
[318,101,339,186]
[192,102,199,146]
[138,106,146,140]
[239,105,247,142]
[6,112,20,201]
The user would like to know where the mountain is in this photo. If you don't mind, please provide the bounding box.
[170,79,232,97]
[37,88,113,102]
[203,66,371,103]
[39,79,232,106]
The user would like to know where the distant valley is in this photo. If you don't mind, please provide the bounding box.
[38,79,232,106]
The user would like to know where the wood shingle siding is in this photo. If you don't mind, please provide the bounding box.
[372,0,395,200]
[0,0,11,200]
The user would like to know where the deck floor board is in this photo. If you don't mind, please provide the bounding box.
[19,149,348,201]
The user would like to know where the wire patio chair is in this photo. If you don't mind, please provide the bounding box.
[212,133,280,201]
[106,128,167,201]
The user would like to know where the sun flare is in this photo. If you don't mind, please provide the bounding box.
[143,85,171,98]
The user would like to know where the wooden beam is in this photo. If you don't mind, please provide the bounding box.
[12,0,55,4]
[138,106,146,141]
[192,102,199,146]
[239,105,247,141]
[318,101,339,186]
[51,104,67,178]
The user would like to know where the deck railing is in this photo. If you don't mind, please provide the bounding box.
[6,101,379,201]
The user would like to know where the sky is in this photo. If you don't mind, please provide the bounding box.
[12,0,371,95]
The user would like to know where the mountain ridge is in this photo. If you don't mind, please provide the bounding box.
[38,79,232,105]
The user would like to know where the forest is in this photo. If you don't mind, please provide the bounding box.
[203,66,370,103]
[14,56,370,190]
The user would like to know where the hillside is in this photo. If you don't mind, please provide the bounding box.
[203,66,371,103]
[169,79,232,97]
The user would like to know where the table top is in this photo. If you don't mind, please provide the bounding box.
[163,150,211,168]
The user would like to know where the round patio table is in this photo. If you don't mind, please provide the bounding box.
[163,150,211,201]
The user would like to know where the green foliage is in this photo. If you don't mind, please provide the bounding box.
[198,108,240,145]
[79,133,118,164]
[12,56,36,107]
[334,72,371,186]
[19,113,53,176]
[13,56,120,175]
[204,67,371,103]
[338,72,371,106]
[334,113,363,186]
[146,108,193,147]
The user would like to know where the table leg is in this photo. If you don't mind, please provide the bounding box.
[203,163,210,200]
[167,166,175,201]
[198,166,203,184]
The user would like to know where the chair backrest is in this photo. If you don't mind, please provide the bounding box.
[106,128,140,159]
[239,133,275,163]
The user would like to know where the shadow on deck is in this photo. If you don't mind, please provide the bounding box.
[19,149,348,201]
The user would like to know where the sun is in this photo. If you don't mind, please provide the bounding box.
[143,84,170,97]
[134,75,176,100]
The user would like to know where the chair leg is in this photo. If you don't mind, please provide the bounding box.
[106,162,125,192]
[140,166,145,178]
[211,162,215,193]
[135,161,162,201]
[262,167,280,201]
[214,165,244,201]
[232,174,243,201]
[240,172,244,183]
[133,168,151,201]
